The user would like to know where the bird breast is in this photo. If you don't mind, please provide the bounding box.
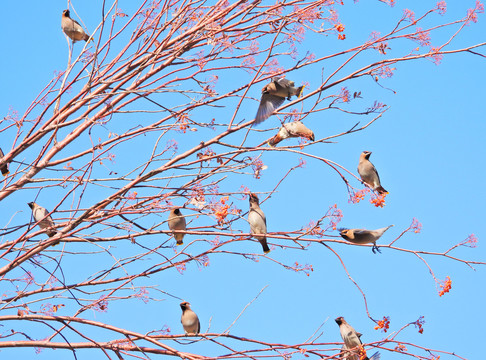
[182,314,198,326]
[249,209,266,238]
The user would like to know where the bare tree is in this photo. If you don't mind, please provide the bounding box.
[0,0,484,359]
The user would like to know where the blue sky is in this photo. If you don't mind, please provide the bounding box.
[0,1,485,359]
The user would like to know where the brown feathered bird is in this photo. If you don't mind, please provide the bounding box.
[248,193,270,254]
[339,225,394,254]
[180,301,200,335]
[268,121,315,147]
[168,208,186,245]
[61,9,91,42]
[0,147,9,176]
[255,77,304,125]
[357,151,387,194]
[335,317,380,360]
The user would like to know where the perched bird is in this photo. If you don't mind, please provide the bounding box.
[168,208,186,245]
[335,317,380,360]
[268,121,315,147]
[357,151,387,194]
[180,301,200,335]
[339,225,394,254]
[255,77,304,124]
[61,9,91,42]
[0,147,9,176]
[27,202,58,244]
[248,193,270,254]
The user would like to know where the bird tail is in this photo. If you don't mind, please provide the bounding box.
[176,236,184,246]
[1,169,9,176]
[296,85,305,98]
[376,186,388,195]
[260,239,271,254]
[84,34,94,43]
[379,225,394,235]
[48,231,60,246]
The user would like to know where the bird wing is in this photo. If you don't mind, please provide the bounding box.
[255,94,285,124]
[351,229,369,235]
[274,77,293,88]
[362,160,382,187]
[271,76,284,83]
[73,18,83,28]
[359,160,379,183]
[371,163,382,185]
[64,15,83,30]
[251,208,267,226]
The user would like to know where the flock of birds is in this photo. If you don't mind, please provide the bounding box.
[160,30,390,360]
[0,9,394,360]
[179,303,381,360]
[171,147,387,359]
[168,151,391,254]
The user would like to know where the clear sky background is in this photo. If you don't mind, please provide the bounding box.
[0,1,485,359]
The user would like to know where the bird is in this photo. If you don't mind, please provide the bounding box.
[180,301,200,335]
[268,121,315,147]
[27,202,59,245]
[248,193,270,254]
[339,225,394,254]
[0,147,9,176]
[255,77,304,124]
[61,9,91,42]
[335,317,380,360]
[168,208,186,245]
[357,151,387,194]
